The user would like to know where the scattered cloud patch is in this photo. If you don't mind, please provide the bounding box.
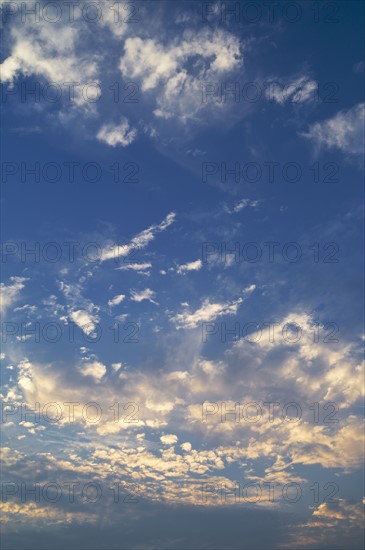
[130,288,158,305]
[108,294,126,307]
[160,434,178,445]
[301,102,365,157]
[97,117,137,147]
[172,297,242,329]
[176,259,202,274]
[0,276,28,315]
[101,212,175,262]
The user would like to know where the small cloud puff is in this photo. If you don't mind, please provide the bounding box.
[97,117,137,147]
[160,434,178,445]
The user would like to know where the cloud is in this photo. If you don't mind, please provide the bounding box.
[171,286,255,329]
[176,259,202,274]
[130,288,158,305]
[108,294,125,307]
[265,76,317,105]
[0,500,97,527]
[160,434,178,445]
[116,263,152,273]
[4,309,364,514]
[301,102,365,157]
[0,276,28,315]
[111,362,122,372]
[1,4,248,148]
[101,212,175,262]
[0,21,99,110]
[79,360,106,382]
[96,117,137,147]
[171,297,243,329]
[119,29,242,122]
[285,499,365,549]
[224,199,259,213]
[58,280,100,337]
[69,309,99,336]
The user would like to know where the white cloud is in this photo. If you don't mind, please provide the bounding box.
[176,259,202,274]
[130,288,158,305]
[119,29,242,122]
[171,296,243,329]
[58,280,100,338]
[0,276,28,315]
[265,76,317,104]
[108,294,125,307]
[301,102,365,157]
[117,262,152,273]
[97,117,137,147]
[112,362,122,372]
[160,434,178,445]
[0,22,99,110]
[70,309,99,336]
[225,199,259,213]
[79,360,106,382]
[6,313,364,507]
[1,6,246,145]
[101,212,175,262]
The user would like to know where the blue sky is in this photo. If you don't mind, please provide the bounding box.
[1,1,364,549]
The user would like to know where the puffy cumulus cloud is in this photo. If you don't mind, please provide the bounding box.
[279,418,364,471]
[160,434,178,445]
[196,414,364,478]
[119,29,242,122]
[221,311,365,410]
[0,20,99,110]
[0,4,248,147]
[111,362,123,372]
[101,212,175,262]
[3,311,364,511]
[183,314,364,471]
[2,444,233,508]
[69,309,99,336]
[96,0,135,38]
[0,276,28,315]
[176,259,202,274]
[301,102,365,157]
[130,288,158,305]
[170,285,255,329]
[7,357,184,434]
[96,117,137,147]
[79,359,106,382]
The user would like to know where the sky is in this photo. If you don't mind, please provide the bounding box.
[0,1,364,548]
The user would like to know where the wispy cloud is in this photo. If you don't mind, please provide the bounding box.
[176,259,202,274]
[301,102,365,157]
[101,212,175,262]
